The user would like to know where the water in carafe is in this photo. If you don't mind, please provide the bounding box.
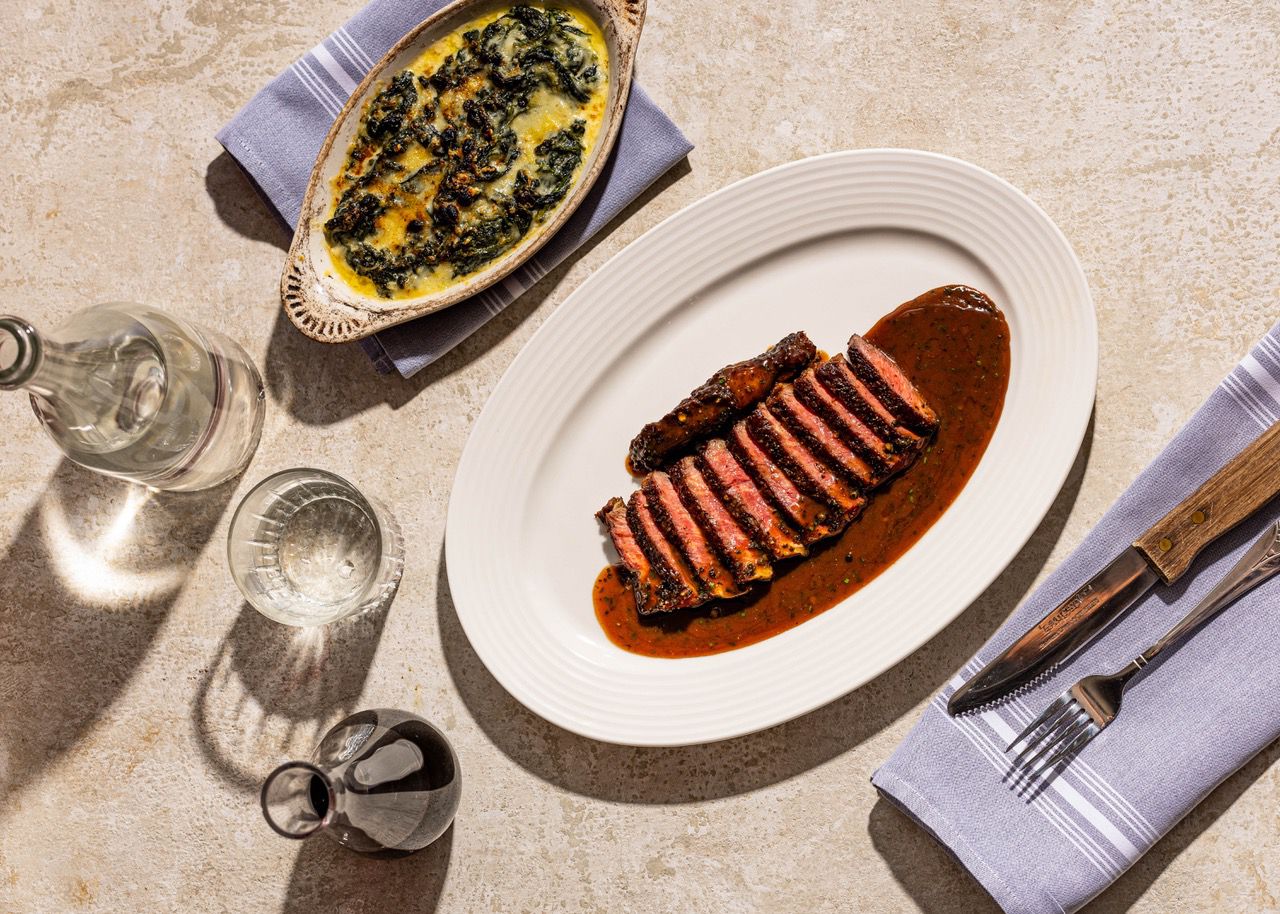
[0,304,264,491]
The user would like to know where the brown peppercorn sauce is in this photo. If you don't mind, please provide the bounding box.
[594,288,1011,657]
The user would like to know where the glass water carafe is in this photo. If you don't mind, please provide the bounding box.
[261,708,461,856]
[0,304,264,491]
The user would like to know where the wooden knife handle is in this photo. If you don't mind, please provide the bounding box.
[1134,419,1280,583]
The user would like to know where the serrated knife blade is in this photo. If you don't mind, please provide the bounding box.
[947,416,1280,716]
[947,547,1159,715]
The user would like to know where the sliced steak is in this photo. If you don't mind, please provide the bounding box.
[627,331,818,474]
[727,421,839,543]
[627,490,701,612]
[646,472,746,600]
[767,383,877,487]
[595,497,661,613]
[845,334,938,434]
[747,405,865,520]
[700,438,807,560]
[792,367,908,477]
[815,355,922,449]
[669,456,772,585]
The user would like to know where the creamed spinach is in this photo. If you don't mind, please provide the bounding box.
[325,4,608,298]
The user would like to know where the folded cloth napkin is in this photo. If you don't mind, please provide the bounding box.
[216,0,692,378]
[873,322,1280,914]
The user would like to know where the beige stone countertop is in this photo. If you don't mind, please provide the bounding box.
[3,0,1279,911]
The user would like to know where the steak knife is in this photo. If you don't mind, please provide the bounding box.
[948,419,1280,716]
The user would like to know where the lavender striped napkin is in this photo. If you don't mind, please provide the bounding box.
[873,323,1280,913]
[216,1,692,377]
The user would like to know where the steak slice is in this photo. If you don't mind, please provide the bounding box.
[767,383,877,487]
[627,331,818,474]
[646,472,746,600]
[747,405,865,518]
[627,490,701,612]
[669,456,772,585]
[846,335,938,434]
[595,497,661,613]
[727,421,839,543]
[700,438,807,560]
[793,366,909,477]
[815,355,922,449]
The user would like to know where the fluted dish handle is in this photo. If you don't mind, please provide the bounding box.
[605,0,646,54]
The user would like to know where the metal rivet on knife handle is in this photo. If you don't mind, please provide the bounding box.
[1134,420,1280,584]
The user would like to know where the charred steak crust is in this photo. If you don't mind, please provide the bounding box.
[627,331,818,474]
[645,472,744,600]
[697,442,807,561]
[727,421,838,543]
[669,457,772,585]
[745,406,863,517]
[595,496,660,614]
[770,382,878,487]
[599,321,943,615]
[627,490,699,613]
[792,368,905,477]
[814,356,919,449]
[845,335,939,434]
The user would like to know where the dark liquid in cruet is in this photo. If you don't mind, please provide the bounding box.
[307,774,330,819]
[317,711,461,856]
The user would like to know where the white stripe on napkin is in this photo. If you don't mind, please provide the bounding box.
[948,707,1120,880]
[939,664,1128,878]
[299,58,346,111]
[1006,697,1161,844]
[1258,333,1280,371]
[337,26,375,69]
[1222,374,1273,428]
[290,63,341,118]
[327,30,369,75]
[980,710,1141,863]
[937,661,1147,873]
[1221,336,1280,429]
[311,43,358,95]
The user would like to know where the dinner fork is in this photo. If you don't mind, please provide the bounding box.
[1006,521,1280,783]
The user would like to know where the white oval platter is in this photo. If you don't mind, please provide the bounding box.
[445,149,1096,746]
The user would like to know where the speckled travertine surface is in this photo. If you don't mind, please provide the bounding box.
[2,1,1279,911]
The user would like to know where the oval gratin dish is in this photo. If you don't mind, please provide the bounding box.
[281,0,645,343]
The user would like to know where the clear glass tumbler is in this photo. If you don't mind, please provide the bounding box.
[227,469,403,626]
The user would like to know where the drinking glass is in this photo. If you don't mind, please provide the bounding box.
[227,468,403,626]
[261,707,460,856]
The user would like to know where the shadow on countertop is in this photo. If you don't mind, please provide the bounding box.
[281,824,453,914]
[0,459,234,808]
[868,798,1003,914]
[191,596,394,794]
[205,152,293,252]
[436,416,1095,805]
[205,150,693,427]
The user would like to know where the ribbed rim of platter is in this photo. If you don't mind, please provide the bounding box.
[445,149,1097,746]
